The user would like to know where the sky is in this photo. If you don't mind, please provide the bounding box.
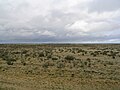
[0,0,120,43]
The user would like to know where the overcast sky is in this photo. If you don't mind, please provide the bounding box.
[0,0,120,43]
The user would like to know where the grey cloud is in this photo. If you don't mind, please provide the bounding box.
[0,0,120,43]
[88,0,120,12]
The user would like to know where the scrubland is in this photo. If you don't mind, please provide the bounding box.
[0,44,120,90]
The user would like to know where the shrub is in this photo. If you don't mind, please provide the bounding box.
[52,57,58,60]
[9,58,16,62]
[87,58,91,61]
[57,63,65,68]
[84,61,87,66]
[22,50,28,54]
[72,51,75,54]
[112,56,115,59]
[3,56,16,65]
[39,52,44,57]
[21,60,26,66]
[64,55,75,60]
[43,61,54,67]
[42,62,49,68]
[71,74,74,77]
[91,53,96,57]
[6,60,13,65]
[47,55,52,59]
[82,53,84,56]
[107,62,114,65]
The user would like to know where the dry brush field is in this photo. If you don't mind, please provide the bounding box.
[0,44,120,90]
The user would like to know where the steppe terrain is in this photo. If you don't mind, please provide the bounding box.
[0,44,120,90]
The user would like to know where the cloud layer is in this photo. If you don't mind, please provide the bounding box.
[0,0,120,43]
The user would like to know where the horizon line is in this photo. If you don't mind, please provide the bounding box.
[0,42,120,45]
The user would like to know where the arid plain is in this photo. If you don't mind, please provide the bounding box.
[0,44,120,90]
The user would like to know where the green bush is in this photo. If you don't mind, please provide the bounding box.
[57,63,65,68]
[65,55,75,60]
[52,57,58,60]
[39,52,45,57]
[6,60,13,65]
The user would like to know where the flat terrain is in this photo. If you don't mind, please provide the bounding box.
[0,44,120,90]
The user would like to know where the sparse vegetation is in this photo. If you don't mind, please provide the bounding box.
[0,44,120,90]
